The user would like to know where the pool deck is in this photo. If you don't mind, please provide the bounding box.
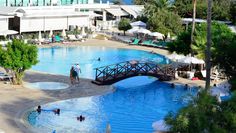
[0,39,209,133]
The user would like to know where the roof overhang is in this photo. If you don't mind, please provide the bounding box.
[105,8,128,16]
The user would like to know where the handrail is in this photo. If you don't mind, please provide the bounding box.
[93,60,176,85]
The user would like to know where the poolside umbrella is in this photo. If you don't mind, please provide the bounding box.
[61,29,66,37]
[149,32,164,37]
[127,28,139,34]
[0,30,18,36]
[152,120,170,132]
[130,21,146,28]
[167,32,171,39]
[136,28,151,34]
[38,31,42,40]
[49,30,53,37]
[149,32,164,39]
[167,53,185,61]
[178,56,205,64]
[81,26,86,36]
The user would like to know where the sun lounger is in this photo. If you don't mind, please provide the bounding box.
[55,35,61,42]
[0,73,12,81]
[68,35,79,41]
[130,38,140,45]
[140,40,152,46]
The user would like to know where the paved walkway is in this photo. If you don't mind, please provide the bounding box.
[0,39,208,133]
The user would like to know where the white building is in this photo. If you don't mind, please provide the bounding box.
[0,2,144,34]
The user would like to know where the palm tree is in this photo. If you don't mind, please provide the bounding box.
[205,0,212,89]
[144,0,169,18]
[190,0,197,56]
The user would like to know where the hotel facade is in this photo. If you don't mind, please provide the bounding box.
[0,0,144,34]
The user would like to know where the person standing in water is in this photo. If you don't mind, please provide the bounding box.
[74,64,82,82]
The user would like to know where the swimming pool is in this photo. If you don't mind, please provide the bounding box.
[27,76,197,133]
[27,46,195,132]
[32,46,169,79]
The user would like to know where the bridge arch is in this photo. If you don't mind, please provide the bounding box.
[92,61,175,85]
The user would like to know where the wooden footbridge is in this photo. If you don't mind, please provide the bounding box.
[92,60,176,85]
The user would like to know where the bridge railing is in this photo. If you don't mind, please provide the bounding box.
[94,61,170,82]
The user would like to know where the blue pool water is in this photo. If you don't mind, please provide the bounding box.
[32,46,169,79]
[28,76,197,133]
[24,82,69,90]
[28,46,195,132]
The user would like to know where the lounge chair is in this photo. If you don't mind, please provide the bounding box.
[130,38,140,45]
[0,72,12,81]
[68,35,79,41]
[55,35,61,42]
[140,40,152,46]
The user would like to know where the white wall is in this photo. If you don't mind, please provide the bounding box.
[68,16,89,27]
[44,17,67,30]
[20,16,90,32]
[20,17,44,32]
[0,18,8,31]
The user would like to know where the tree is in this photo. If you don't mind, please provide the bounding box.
[165,90,236,133]
[134,15,148,23]
[190,0,197,56]
[167,22,236,77]
[144,0,171,19]
[174,0,232,21]
[230,1,236,24]
[167,31,191,55]
[133,0,152,5]
[118,18,132,36]
[0,40,38,85]
[205,0,213,89]
[143,0,183,37]
[148,9,183,38]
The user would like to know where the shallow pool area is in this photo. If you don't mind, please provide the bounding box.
[24,82,69,90]
[27,76,197,133]
[32,46,170,79]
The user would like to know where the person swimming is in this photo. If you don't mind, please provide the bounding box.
[171,83,175,88]
[77,115,85,122]
[185,84,189,90]
[98,57,101,61]
[36,105,41,114]
[53,109,60,115]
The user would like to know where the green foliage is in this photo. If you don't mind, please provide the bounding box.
[168,22,236,77]
[143,0,183,37]
[230,1,236,24]
[134,15,148,23]
[0,40,38,84]
[118,18,132,36]
[165,90,236,133]
[148,9,183,37]
[174,0,232,21]
[167,31,191,55]
[133,0,152,5]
